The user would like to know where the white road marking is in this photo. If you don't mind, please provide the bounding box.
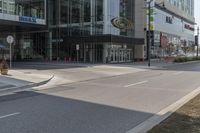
[0,112,21,119]
[124,81,148,88]
[173,71,184,75]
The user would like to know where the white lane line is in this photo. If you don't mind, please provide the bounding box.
[124,81,148,88]
[0,112,21,119]
[173,71,184,75]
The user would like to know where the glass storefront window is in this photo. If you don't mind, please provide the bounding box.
[72,0,80,23]
[3,1,7,13]
[0,0,2,13]
[96,0,103,21]
[60,0,69,24]
[84,0,90,22]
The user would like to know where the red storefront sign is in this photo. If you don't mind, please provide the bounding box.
[184,24,194,31]
[160,32,168,47]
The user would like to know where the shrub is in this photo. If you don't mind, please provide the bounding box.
[0,59,9,69]
[174,56,200,63]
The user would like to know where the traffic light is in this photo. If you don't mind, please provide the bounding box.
[195,35,198,46]
[147,30,154,46]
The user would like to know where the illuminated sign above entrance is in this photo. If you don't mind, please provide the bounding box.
[19,16,37,23]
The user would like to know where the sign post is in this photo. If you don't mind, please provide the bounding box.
[76,44,79,63]
[197,27,199,57]
[6,35,14,69]
[146,0,154,67]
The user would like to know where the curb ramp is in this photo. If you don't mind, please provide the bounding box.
[0,75,54,96]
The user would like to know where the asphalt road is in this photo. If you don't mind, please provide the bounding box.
[0,76,31,91]
[0,82,15,90]
[1,62,200,133]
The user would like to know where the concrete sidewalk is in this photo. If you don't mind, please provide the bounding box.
[11,60,200,90]
[13,60,173,69]
[6,70,53,83]
[11,62,147,90]
[12,59,185,70]
[0,69,53,95]
[33,65,146,90]
[5,60,200,90]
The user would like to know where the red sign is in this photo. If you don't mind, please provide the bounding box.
[160,32,168,47]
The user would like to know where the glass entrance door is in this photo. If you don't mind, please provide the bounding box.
[16,32,47,61]
[109,47,133,63]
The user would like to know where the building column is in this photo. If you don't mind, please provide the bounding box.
[48,31,53,61]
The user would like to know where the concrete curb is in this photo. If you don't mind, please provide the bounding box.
[0,75,54,96]
[126,86,200,133]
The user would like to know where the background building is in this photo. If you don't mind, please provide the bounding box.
[0,0,47,60]
[151,0,195,58]
[48,0,144,63]
[0,0,195,63]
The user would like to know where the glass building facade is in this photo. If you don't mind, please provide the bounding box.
[0,0,45,19]
[166,0,194,16]
[48,0,144,63]
[151,0,195,58]
[0,0,195,63]
[0,0,47,61]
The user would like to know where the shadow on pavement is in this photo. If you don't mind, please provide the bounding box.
[0,91,153,133]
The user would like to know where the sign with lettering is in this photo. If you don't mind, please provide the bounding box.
[19,16,37,23]
[166,16,173,24]
[184,24,194,31]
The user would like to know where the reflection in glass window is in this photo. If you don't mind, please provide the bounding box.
[84,0,90,22]
[0,0,2,13]
[72,0,80,23]
[0,0,45,19]
[60,0,70,24]
[96,0,103,21]
[3,1,7,13]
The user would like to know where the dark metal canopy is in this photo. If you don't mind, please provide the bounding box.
[64,34,144,45]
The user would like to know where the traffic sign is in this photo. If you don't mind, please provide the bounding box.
[6,35,14,44]
[76,44,80,51]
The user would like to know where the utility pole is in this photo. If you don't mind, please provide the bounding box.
[197,27,199,57]
[147,0,153,67]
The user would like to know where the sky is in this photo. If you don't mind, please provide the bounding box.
[195,0,200,34]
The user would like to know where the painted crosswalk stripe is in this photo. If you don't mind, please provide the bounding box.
[0,112,21,119]
[124,81,148,88]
